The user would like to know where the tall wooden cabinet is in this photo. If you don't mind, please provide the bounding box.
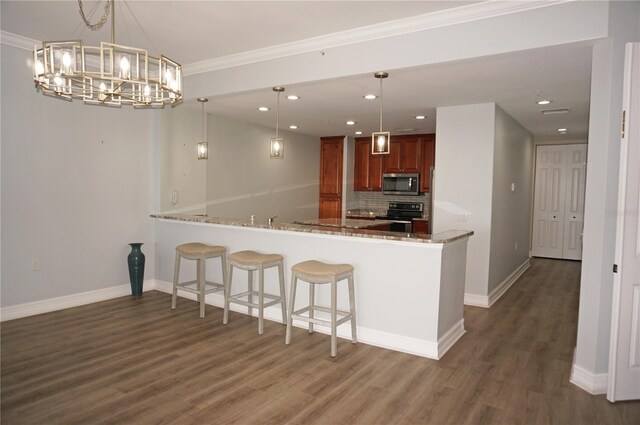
[353,137,383,191]
[319,136,344,219]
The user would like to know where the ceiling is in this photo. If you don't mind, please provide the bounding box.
[2,1,592,140]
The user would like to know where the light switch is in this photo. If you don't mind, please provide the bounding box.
[511,182,516,192]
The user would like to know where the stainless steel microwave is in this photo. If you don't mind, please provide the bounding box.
[382,173,420,195]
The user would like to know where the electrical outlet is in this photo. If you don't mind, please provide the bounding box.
[458,213,468,222]
[31,259,41,271]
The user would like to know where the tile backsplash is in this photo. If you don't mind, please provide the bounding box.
[348,191,431,219]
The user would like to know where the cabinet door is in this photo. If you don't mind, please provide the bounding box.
[319,194,341,219]
[383,140,402,173]
[420,134,436,192]
[320,137,343,195]
[400,136,422,173]
[354,138,383,191]
[369,154,383,191]
[413,219,429,234]
[354,139,370,191]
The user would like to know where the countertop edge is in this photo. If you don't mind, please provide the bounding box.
[150,214,473,244]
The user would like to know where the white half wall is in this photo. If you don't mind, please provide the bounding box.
[434,103,495,298]
[0,44,157,308]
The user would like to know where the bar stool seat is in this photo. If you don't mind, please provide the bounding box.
[285,260,357,357]
[172,242,227,318]
[223,250,287,334]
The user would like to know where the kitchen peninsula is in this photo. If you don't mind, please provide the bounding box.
[152,213,473,359]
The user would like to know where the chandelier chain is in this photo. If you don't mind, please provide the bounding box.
[78,0,112,31]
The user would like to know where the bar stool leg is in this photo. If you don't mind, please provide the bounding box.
[331,278,338,357]
[308,282,315,334]
[278,262,287,324]
[247,270,254,318]
[172,252,181,309]
[258,266,265,335]
[199,257,206,318]
[285,271,297,345]
[348,273,357,343]
[223,263,234,324]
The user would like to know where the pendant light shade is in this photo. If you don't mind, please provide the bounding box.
[270,86,285,158]
[372,72,390,155]
[197,97,208,160]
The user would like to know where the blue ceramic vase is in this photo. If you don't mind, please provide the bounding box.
[127,243,145,296]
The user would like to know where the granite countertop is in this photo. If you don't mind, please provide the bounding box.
[150,213,473,244]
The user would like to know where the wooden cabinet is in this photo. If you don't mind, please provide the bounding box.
[319,136,344,219]
[353,137,382,191]
[413,219,429,234]
[383,135,422,173]
[419,134,436,192]
[353,133,436,193]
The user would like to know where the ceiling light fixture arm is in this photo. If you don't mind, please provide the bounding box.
[375,72,388,132]
[273,86,284,138]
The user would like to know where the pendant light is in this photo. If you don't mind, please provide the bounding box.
[197,97,208,160]
[372,72,390,155]
[270,86,285,158]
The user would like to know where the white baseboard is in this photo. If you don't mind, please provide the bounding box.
[0,280,157,322]
[463,293,490,308]
[463,259,530,308]
[570,363,608,395]
[437,319,466,358]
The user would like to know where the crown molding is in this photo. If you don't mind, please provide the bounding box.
[184,0,575,75]
[1,30,40,50]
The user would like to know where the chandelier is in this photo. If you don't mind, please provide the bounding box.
[32,0,182,108]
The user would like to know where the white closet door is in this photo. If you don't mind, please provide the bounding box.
[562,145,587,260]
[532,145,566,258]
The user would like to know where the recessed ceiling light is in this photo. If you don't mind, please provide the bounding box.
[287,95,300,100]
[289,125,298,129]
[258,106,269,112]
[537,100,552,105]
[557,128,568,132]
[346,120,356,125]
[542,108,570,115]
[415,115,426,120]
[364,94,377,100]
[355,131,363,135]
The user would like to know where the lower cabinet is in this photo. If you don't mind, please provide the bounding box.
[413,219,429,234]
[319,194,342,219]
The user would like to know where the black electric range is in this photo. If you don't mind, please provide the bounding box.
[375,202,424,233]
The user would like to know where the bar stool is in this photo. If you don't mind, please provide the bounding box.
[285,260,357,357]
[172,242,227,318]
[223,250,287,334]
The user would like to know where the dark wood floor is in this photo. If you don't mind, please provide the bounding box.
[2,258,639,424]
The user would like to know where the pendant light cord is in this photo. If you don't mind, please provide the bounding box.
[202,101,206,143]
[276,90,280,139]
[379,76,384,132]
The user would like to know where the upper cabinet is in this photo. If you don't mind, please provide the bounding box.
[353,137,383,191]
[353,133,436,193]
[383,135,422,173]
[419,134,436,192]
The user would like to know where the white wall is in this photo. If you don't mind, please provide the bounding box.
[159,107,207,214]
[433,103,495,298]
[488,106,534,293]
[204,115,320,223]
[573,0,640,384]
[1,45,157,307]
